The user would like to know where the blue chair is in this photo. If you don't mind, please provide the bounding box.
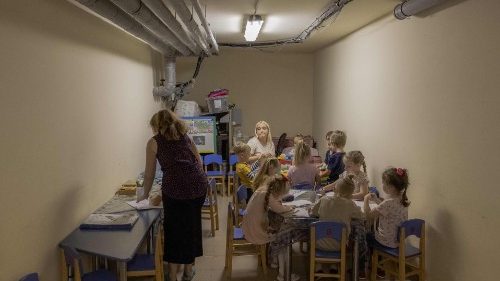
[232,185,248,224]
[369,186,380,198]
[227,154,238,195]
[204,154,227,195]
[126,224,164,281]
[60,246,117,281]
[19,273,39,281]
[309,221,347,281]
[370,219,426,281]
[225,202,266,279]
[202,178,219,236]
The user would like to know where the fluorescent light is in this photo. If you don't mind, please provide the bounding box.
[244,15,263,42]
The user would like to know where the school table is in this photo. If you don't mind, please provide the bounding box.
[59,208,161,281]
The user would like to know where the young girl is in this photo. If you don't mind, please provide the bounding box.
[242,175,300,281]
[252,157,281,190]
[287,141,321,189]
[322,150,369,200]
[364,167,410,249]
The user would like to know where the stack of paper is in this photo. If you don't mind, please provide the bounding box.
[80,212,139,230]
[127,199,163,210]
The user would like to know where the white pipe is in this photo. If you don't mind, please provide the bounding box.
[74,0,174,55]
[142,0,200,54]
[394,0,447,20]
[108,0,192,56]
[165,56,176,95]
[164,0,211,56]
[188,0,219,54]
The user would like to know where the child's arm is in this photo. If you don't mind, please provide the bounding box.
[363,193,381,220]
[314,168,321,188]
[352,182,369,200]
[268,195,293,214]
[310,200,321,217]
[321,178,340,193]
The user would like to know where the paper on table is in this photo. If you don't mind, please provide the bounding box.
[354,200,378,210]
[282,199,313,207]
[127,199,163,210]
[289,190,307,198]
[291,207,310,217]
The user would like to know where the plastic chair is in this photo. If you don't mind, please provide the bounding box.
[60,246,118,281]
[204,154,226,195]
[275,133,288,156]
[19,273,39,281]
[369,186,380,198]
[232,184,248,225]
[370,219,426,281]
[202,178,219,236]
[126,223,164,281]
[225,202,267,280]
[226,154,238,195]
[309,221,347,281]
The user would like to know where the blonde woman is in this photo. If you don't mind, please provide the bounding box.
[247,121,275,163]
[139,109,208,281]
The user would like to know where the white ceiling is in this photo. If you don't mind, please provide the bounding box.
[202,0,401,53]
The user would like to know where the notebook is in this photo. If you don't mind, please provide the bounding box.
[79,212,139,230]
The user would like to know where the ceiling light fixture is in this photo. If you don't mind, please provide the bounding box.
[244,15,263,42]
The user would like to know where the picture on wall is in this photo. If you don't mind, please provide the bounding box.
[183,116,216,153]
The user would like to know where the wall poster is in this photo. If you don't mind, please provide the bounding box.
[183,116,217,153]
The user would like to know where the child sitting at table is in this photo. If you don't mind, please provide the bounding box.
[319,130,346,183]
[242,175,301,281]
[311,175,364,251]
[234,142,261,204]
[287,141,321,189]
[321,150,369,200]
[252,157,281,190]
[364,167,410,249]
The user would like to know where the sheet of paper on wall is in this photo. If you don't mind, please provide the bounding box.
[127,199,163,210]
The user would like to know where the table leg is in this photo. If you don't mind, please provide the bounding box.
[284,244,292,281]
[353,239,359,281]
[118,261,127,281]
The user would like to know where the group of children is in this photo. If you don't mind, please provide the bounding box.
[232,130,411,280]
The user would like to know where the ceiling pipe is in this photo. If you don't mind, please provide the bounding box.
[74,0,174,55]
[108,0,192,56]
[188,0,219,55]
[394,0,448,20]
[142,0,200,54]
[164,0,211,56]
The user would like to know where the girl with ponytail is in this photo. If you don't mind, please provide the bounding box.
[287,140,321,189]
[364,167,410,249]
[242,175,301,281]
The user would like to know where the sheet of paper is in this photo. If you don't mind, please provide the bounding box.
[283,199,313,207]
[354,200,377,210]
[291,207,310,218]
[127,199,163,210]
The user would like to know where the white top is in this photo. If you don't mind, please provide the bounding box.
[247,137,275,156]
[373,198,408,248]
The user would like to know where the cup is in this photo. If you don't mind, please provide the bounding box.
[136,186,144,200]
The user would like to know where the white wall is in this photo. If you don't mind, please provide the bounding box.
[176,49,314,138]
[313,0,500,280]
[0,1,161,280]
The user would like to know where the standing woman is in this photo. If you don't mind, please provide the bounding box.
[139,109,208,281]
[247,121,276,163]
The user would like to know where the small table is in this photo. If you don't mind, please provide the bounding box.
[59,208,161,281]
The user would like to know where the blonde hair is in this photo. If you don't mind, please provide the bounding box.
[336,174,355,198]
[254,121,272,144]
[253,157,280,189]
[325,131,334,141]
[344,150,367,173]
[292,141,311,165]
[156,109,188,140]
[149,112,159,133]
[293,134,304,145]
[329,130,347,148]
[233,142,250,154]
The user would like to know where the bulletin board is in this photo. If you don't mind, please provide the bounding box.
[183,116,217,153]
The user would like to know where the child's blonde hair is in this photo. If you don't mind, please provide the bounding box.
[325,131,334,141]
[383,167,410,207]
[335,174,355,198]
[253,157,279,189]
[263,175,289,212]
[254,121,272,144]
[329,130,347,148]
[293,140,311,165]
[233,142,250,154]
[344,150,367,173]
[293,134,304,145]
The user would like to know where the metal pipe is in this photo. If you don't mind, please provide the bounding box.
[165,0,211,56]
[142,0,200,54]
[164,56,176,96]
[108,0,192,56]
[394,0,448,20]
[74,0,174,55]
[188,0,219,54]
